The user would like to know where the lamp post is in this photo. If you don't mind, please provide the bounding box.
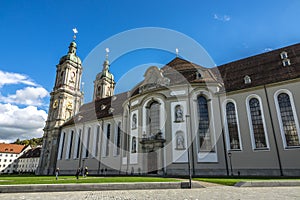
[185,114,192,188]
[228,151,233,176]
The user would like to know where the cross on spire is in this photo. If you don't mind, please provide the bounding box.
[72,28,78,41]
[175,48,179,57]
[105,48,110,61]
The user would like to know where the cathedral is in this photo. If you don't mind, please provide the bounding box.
[37,39,300,177]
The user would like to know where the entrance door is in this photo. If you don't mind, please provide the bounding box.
[147,151,157,174]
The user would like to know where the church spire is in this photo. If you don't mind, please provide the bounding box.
[37,28,83,175]
[103,48,110,71]
[93,48,115,100]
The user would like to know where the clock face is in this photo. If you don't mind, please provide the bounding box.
[67,101,73,109]
[53,99,58,109]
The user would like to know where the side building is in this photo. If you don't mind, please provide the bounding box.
[0,143,31,174]
[17,147,41,174]
[42,41,300,176]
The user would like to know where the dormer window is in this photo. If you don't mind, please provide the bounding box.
[196,71,202,79]
[282,59,291,67]
[280,51,291,67]
[280,51,288,59]
[244,75,251,84]
[101,104,106,110]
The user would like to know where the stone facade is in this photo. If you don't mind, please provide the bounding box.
[36,41,83,175]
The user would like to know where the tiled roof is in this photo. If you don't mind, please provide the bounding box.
[63,92,128,126]
[162,57,219,84]
[129,57,220,97]
[19,147,41,158]
[0,143,27,154]
[212,43,300,92]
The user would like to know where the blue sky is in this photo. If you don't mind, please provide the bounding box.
[0,0,300,142]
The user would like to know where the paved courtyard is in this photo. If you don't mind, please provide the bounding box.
[0,186,299,200]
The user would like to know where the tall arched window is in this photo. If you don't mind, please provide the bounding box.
[67,130,74,159]
[277,93,300,147]
[197,96,213,152]
[74,129,81,159]
[225,102,241,150]
[147,101,160,135]
[116,122,121,155]
[85,127,91,158]
[105,124,111,156]
[249,97,267,149]
[95,125,100,157]
[58,132,65,160]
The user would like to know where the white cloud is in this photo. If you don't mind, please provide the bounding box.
[214,14,231,22]
[0,87,49,106]
[264,48,273,52]
[0,70,36,88]
[0,103,47,143]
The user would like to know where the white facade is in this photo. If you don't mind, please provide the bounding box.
[17,157,40,173]
[46,42,300,176]
[0,145,31,174]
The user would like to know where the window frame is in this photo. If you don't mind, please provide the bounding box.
[103,123,111,157]
[196,95,215,152]
[223,99,242,151]
[65,130,74,160]
[57,132,66,160]
[274,89,300,149]
[246,94,270,151]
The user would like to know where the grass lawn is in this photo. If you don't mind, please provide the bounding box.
[0,175,179,185]
[194,177,300,186]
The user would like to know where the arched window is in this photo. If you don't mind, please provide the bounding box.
[175,131,185,150]
[60,71,64,84]
[277,93,300,147]
[73,129,81,159]
[67,130,74,159]
[95,125,100,157]
[197,96,213,152]
[225,102,241,150]
[105,124,111,156]
[85,127,91,158]
[147,101,160,135]
[248,97,267,149]
[116,122,121,155]
[97,85,101,95]
[58,132,65,160]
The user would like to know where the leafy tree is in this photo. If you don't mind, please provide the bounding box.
[13,137,43,147]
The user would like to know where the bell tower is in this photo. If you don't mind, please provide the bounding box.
[93,48,115,100]
[37,29,83,175]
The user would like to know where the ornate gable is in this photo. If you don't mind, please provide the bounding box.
[139,66,170,93]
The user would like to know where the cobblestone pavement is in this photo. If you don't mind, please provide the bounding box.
[0,186,299,200]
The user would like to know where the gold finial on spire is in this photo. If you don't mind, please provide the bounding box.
[105,48,110,60]
[72,28,78,41]
[175,48,179,57]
